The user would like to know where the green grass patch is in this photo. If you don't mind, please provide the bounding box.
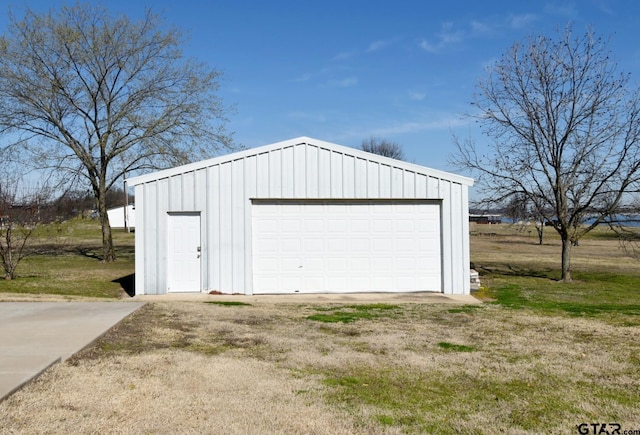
[484,271,640,325]
[0,254,133,298]
[0,219,134,299]
[318,365,627,434]
[205,301,252,306]
[437,341,475,352]
[307,304,401,323]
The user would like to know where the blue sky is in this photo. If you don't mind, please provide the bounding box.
[2,0,640,185]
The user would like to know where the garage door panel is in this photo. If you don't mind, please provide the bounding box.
[280,220,302,233]
[252,200,442,294]
[327,276,348,290]
[396,238,415,251]
[304,219,324,232]
[373,239,394,252]
[304,238,324,252]
[328,239,348,252]
[328,219,348,232]
[350,219,370,232]
[327,258,347,271]
[372,277,393,291]
[349,257,371,271]
[305,258,325,271]
[280,256,301,269]
[372,258,393,271]
[394,219,415,232]
[373,220,392,231]
[281,239,301,252]
[351,277,371,291]
[351,238,370,252]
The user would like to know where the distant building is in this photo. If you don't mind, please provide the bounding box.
[469,214,502,224]
[107,205,135,229]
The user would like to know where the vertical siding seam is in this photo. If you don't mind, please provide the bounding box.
[317,145,321,198]
[279,148,283,197]
[217,164,222,290]
[341,152,345,198]
[377,162,381,199]
[193,170,197,210]
[304,143,308,197]
[242,157,247,292]
[154,182,161,294]
[329,149,332,198]
[204,167,210,292]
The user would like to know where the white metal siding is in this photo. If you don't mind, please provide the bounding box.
[129,138,472,296]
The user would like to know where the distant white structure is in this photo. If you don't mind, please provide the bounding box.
[107,205,135,230]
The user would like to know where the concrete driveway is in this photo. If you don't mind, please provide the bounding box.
[0,302,144,402]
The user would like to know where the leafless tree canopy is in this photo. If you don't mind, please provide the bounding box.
[0,178,51,280]
[452,27,640,281]
[0,4,235,261]
[361,137,405,160]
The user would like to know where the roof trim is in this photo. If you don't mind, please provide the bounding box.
[126,136,474,186]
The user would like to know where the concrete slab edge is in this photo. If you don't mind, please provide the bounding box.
[66,302,147,361]
[0,303,146,404]
[0,357,61,404]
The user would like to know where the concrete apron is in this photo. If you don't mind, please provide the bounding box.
[132,291,482,304]
[0,302,144,402]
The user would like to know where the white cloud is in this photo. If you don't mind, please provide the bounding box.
[408,91,427,101]
[367,39,391,52]
[370,115,468,136]
[292,73,313,82]
[543,2,580,17]
[328,77,358,88]
[507,13,538,29]
[332,51,355,61]
[419,22,465,53]
[470,20,493,35]
[439,22,464,43]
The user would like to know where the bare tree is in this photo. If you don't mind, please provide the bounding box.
[0,180,49,280]
[361,137,405,160]
[0,4,234,262]
[452,27,640,282]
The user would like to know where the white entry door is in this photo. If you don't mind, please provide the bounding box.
[167,213,201,293]
[251,200,442,294]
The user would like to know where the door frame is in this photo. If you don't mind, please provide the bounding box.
[167,212,202,293]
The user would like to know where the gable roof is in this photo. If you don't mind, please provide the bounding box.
[126,136,474,187]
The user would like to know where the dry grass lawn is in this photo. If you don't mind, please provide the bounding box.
[1,224,639,434]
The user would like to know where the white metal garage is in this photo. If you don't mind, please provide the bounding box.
[127,137,474,296]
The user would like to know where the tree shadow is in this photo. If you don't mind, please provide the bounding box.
[75,246,102,260]
[475,264,558,280]
[112,273,135,297]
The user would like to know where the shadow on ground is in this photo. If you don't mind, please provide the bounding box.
[112,274,135,297]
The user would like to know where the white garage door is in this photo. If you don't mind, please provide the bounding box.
[251,200,442,294]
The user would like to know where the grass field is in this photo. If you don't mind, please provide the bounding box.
[0,218,134,299]
[0,222,639,434]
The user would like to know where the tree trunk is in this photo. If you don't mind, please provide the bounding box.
[97,184,116,262]
[561,238,572,282]
[536,223,544,245]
